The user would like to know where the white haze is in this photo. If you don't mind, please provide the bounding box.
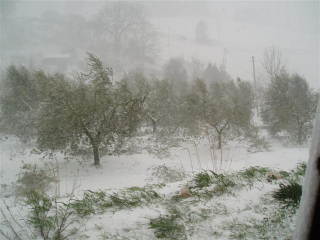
[1,0,319,88]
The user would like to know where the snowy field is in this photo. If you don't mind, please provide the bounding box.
[0,134,308,240]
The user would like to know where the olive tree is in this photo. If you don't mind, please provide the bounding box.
[185,78,254,149]
[144,78,181,134]
[262,71,318,144]
[37,54,146,166]
[0,66,51,140]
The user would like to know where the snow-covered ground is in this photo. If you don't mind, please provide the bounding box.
[0,135,309,239]
[0,136,307,193]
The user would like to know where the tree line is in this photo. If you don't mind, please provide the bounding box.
[0,54,318,165]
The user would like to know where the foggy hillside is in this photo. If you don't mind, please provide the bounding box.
[1,1,319,88]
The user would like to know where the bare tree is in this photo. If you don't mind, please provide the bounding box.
[92,2,156,70]
[263,46,284,79]
[96,2,144,49]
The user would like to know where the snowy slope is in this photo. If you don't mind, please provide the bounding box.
[0,135,308,239]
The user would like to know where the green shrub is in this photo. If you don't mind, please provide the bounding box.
[70,191,107,217]
[213,173,236,187]
[238,166,270,182]
[109,193,141,208]
[16,164,57,197]
[70,198,96,217]
[280,162,307,183]
[236,166,273,187]
[278,170,290,178]
[193,171,213,188]
[149,208,186,239]
[110,187,161,208]
[191,172,236,198]
[70,190,113,216]
[210,173,236,196]
[272,181,302,207]
[70,187,161,216]
[25,190,78,240]
[293,162,306,177]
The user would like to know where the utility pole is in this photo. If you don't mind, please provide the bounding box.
[252,56,259,119]
[167,27,170,60]
[252,56,256,92]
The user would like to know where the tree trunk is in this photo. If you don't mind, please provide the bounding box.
[297,124,303,145]
[152,120,157,134]
[212,122,228,150]
[148,113,157,134]
[218,132,222,150]
[92,144,100,166]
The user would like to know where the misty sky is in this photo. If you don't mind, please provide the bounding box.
[146,0,319,88]
[5,0,320,88]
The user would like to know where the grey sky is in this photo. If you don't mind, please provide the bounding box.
[5,0,320,88]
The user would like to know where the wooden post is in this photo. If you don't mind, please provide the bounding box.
[252,56,259,118]
[293,99,320,239]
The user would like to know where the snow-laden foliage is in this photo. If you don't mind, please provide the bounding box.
[36,54,147,165]
[262,71,318,144]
